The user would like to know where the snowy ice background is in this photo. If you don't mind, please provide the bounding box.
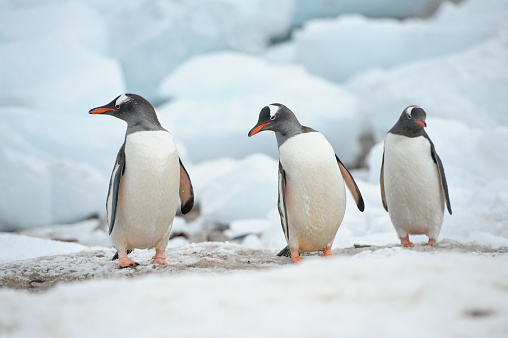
[1,0,508,336]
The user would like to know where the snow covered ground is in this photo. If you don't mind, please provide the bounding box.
[1,220,507,336]
[0,236,507,337]
[1,0,508,336]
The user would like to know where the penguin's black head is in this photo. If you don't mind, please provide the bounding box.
[248,103,298,137]
[89,93,162,130]
[397,105,427,132]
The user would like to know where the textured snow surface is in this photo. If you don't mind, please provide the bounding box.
[0,246,507,337]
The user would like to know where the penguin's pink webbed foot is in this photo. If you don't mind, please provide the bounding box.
[400,235,414,248]
[425,238,437,246]
[117,251,139,268]
[321,247,336,258]
[290,249,304,263]
[151,249,168,265]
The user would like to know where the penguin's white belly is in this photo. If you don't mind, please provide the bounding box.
[279,133,346,252]
[383,134,444,238]
[112,131,180,251]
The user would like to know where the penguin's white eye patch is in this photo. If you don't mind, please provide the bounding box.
[115,94,130,107]
[268,104,279,120]
[405,105,418,119]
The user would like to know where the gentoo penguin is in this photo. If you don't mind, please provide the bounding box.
[248,104,364,263]
[381,105,452,247]
[89,94,194,268]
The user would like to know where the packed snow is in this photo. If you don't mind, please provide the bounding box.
[1,0,508,336]
[0,240,507,337]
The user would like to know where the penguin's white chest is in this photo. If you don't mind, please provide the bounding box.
[279,132,346,252]
[112,131,180,250]
[383,134,445,237]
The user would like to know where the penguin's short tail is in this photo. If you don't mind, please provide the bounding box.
[276,245,291,257]
[112,249,133,261]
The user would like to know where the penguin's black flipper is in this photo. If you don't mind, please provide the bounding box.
[335,155,365,212]
[380,151,388,212]
[430,143,452,215]
[278,162,290,243]
[107,144,126,235]
[179,158,194,214]
[277,245,291,257]
[112,249,133,261]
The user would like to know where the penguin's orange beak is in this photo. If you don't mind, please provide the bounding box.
[248,122,271,137]
[89,107,115,114]
[416,120,427,127]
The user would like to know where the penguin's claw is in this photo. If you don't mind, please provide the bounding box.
[425,238,437,246]
[321,247,336,258]
[290,250,304,263]
[118,257,139,268]
[400,235,414,248]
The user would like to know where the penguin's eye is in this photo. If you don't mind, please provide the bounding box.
[115,105,120,109]
[406,113,412,119]
[270,115,276,120]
